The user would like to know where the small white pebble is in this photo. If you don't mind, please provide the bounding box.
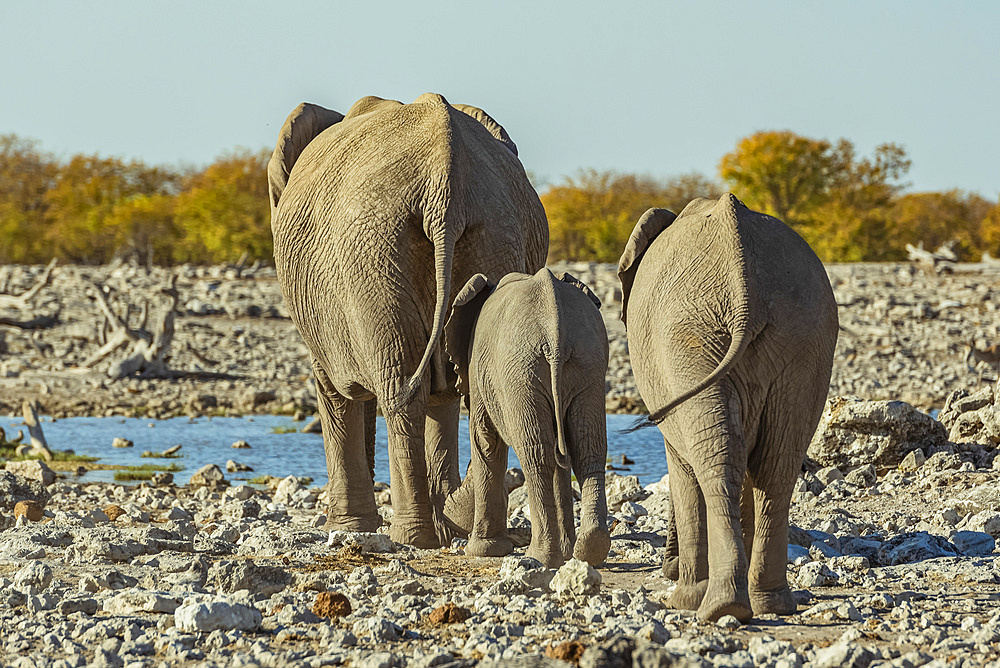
[716,614,742,629]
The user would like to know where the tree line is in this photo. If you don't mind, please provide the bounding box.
[1,131,997,265]
[544,131,999,263]
[0,135,270,265]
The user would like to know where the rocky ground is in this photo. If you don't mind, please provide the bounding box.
[2,381,1000,667]
[3,260,1000,666]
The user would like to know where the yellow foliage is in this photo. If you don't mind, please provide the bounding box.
[542,170,719,262]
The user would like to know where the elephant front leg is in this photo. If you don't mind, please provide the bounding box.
[465,419,513,558]
[384,399,442,549]
[316,379,379,532]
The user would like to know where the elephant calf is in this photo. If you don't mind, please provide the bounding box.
[442,268,611,568]
[618,194,838,622]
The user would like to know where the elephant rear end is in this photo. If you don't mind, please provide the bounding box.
[619,193,838,622]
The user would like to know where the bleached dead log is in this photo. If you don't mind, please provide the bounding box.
[934,240,958,262]
[106,274,179,380]
[906,242,955,274]
[82,283,143,368]
[0,258,57,309]
[21,399,53,462]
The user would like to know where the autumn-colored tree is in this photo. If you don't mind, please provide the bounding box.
[542,169,719,262]
[104,193,181,266]
[172,149,271,264]
[0,135,58,263]
[718,131,849,222]
[719,131,911,261]
[42,155,180,263]
[883,190,993,261]
[975,198,1000,258]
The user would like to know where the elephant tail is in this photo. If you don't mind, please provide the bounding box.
[541,270,571,469]
[547,347,571,470]
[396,212,458,410]
[627,301,752,434]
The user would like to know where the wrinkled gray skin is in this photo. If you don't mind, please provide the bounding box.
[441,269,612,568]
[268,94,547,548]
[619,194,838,622]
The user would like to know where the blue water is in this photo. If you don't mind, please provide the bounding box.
[0,414,667,487]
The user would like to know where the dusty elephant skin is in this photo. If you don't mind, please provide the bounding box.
[268,93,548,549]
[619,193,839,622]
[442,269,612,567]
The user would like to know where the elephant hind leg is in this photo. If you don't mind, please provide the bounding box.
[383,391,447,549]
[665,447,708,611]
[747,377,826,616]
[661,436,680,580]
[315,369,379,533]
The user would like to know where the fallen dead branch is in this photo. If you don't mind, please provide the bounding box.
[0,258,58,309]
[20,399,53,462]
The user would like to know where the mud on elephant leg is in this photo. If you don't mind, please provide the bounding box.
[465,420,513,558]
[384,399,446,549]
[316,380,379,532]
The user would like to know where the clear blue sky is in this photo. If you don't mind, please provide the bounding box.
[2,2,998,198]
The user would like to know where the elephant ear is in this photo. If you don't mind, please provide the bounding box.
[618,207,678,327]
[445,273,496,401]
[268,102,345,209]
[452,103,518,156]
[555,272,601,309]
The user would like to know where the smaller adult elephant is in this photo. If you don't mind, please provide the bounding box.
[442,268,612,568]
[618,194,838,622]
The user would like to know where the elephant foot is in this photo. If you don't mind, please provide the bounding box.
[573,525,611,567]
[697,579,752,623]
[389,521,441,549]
[527,544,569,569]
[751,585,797,616]
[669,580,708,611]
[324,510,381,533]
[466,535,514,558]
[661,555,680,581]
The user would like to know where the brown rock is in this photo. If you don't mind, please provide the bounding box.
[14,500,44,522]
[546,640,586,664]
[104,504,125,521]
[427,602,471,626]
[313,591,352,618]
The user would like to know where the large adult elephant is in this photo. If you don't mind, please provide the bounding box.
[618,194,838,622]
[268,93,548,548]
